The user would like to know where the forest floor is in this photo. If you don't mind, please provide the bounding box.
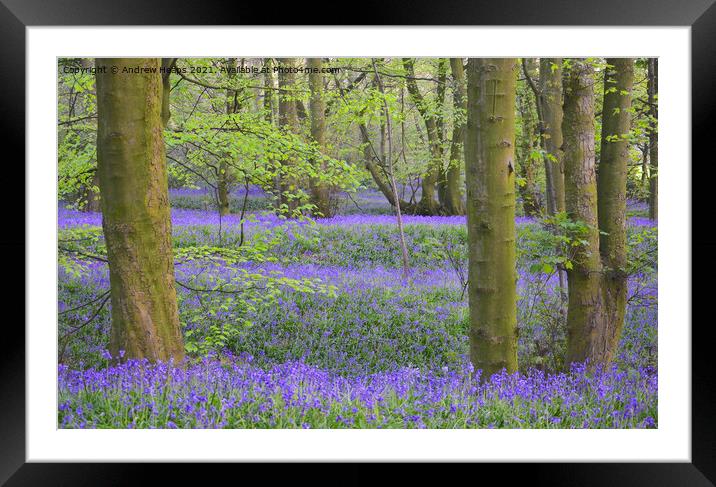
[57,189,658,429]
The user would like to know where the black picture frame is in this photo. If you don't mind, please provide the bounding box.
[3,0,713,484]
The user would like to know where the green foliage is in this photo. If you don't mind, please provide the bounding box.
[57,59,98,209]
[179,265,337,356]
[520,212,592,275]
[57,226,104,277]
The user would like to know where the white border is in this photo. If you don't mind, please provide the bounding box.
[27,27,690,462]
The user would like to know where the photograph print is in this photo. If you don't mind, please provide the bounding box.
[57,57,658,430]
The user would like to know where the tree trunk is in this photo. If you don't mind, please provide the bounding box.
[160,58,175,128]
[596,58,634,363]
[445,58,466,215]
[95,58,185,363]
[263,58,283,208]
[308,58,333,217]
[648,58,658,221]
[465,58,519,381]
[516,78,543,217]
[539,58,566,215]
[81,171,102,212]
[372,58,411,277]
[77,59,101,213]
[435,59,451,210]
[277,58,301,215]
[217,167,230,216]
[640,144,649,187]
[563,60,605,367]
[403,58,442,215]
[217,58,238,217]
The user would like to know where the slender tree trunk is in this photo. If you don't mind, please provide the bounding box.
[308,58,333,217]
[465,58,519,381]
[277,58,301,215]
[446,58,466,215]
[217,171,230,216]
[648,58,658,220]
[77,59,101,213]
[372,59,410,277]
[641,144,649,187]
[434,59,451,210]
[263,58,283,208]
[403,58,442,215]
[95,58,185,363]
[597,58,634,363]
[538,58,569,325]
[563,60,604,367]
[516,81,543,217]
[539,58,566,215]
[217,58,238,217]
[332,70,413,213]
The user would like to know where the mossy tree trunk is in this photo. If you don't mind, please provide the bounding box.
[277,58,301,215]
[564,59,634,367]
[95,58,185,363]
[465,58,519,381]
[308,57,333,217]
[446,58,466,215]
[596,58,634,364]
[647,58,658,221]
[563,60,603,366]
[539,58,566,215]
[77,58,101,213]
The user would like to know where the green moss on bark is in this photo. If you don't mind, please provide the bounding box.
[95,58,185,363]
[465,58,519,380]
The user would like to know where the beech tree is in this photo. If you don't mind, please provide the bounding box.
[95,58,185,362]
[465,58,519,380]
[596,58,635,364]
[446,58,466,215]
[277,58,301,214]
[308,57,333,217]
[516,59,543,217]
[539,58,566,215]
[563,58,634,367]
[218,57,238,216]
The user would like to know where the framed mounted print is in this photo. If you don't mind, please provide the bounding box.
[3,0,714,483]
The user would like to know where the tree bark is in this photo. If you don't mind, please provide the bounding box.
[596,58,634,363]
[160,58,176,128]
[277,58,301,215]
[465,58,519,381]
[308,58,333,217]
[435,58,451,210]
[516,73,543,217]
[81,171,102,212]
[539,58,566,215]
[263,58,283,208]
[648,58,658,220]
[563,60,606,368]
[217,58,238,217]
[95,58,185,363]
[445,58,466,215]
